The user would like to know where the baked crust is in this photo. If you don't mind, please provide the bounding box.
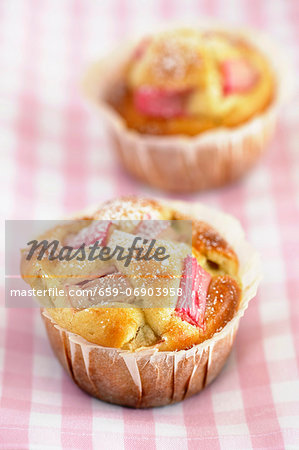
[108,29,275,136]
[21,197,241,351]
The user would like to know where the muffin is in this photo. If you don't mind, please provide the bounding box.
[21,197,261,407]
[109,29,274,135]
[83,26,290,192]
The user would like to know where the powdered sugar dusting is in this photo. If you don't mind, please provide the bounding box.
[94,198,162,221]
[151,34,201,82]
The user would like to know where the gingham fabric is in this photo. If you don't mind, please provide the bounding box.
[1,0,299,448]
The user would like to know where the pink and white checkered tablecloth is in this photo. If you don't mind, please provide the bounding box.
[1,0,299,448]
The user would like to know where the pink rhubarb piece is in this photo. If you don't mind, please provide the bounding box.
[66,221,111,248]
[176,255,211,328]
[134,86,188,118]
[221,59,259,95]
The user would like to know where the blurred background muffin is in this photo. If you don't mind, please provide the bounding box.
[84,24,289,192]
[109,28,274,135]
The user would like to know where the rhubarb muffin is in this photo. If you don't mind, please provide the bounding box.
[108,29,274,136]
[83,26,287,191]
[21,197,261,407]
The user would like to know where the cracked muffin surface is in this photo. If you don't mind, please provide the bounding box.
[21,197,241,351]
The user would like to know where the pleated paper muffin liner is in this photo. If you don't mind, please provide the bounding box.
[41,200,262,408]
[82,24,292,192]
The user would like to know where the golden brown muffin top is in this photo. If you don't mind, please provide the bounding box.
[21,197,241,351]
[108,28,275,135]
